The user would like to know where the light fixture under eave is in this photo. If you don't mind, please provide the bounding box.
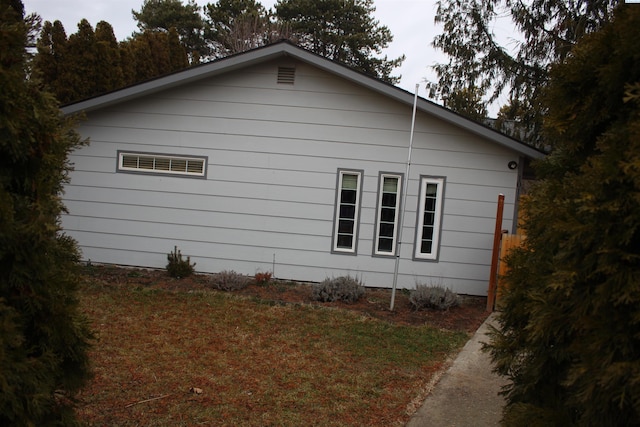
[508,161,518,170]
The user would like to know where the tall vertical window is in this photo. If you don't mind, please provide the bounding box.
[415,176,445,260]
[374,173,402,256]
[332,170,363,253]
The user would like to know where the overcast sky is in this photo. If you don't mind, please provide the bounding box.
[23,0,448,98]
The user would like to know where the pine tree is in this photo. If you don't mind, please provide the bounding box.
[430,0,617,147]
[487,4,640,425]
[133,0,207,61]
[0,0,92,424]
[274,0,403,83]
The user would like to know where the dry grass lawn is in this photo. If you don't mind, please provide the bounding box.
[76,268,475,426]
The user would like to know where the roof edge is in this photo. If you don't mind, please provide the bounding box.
[61,40,545,160]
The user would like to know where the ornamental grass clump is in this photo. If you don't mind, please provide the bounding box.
[312,275,365,303]
[409,284,459,311]
[209,270,250,291]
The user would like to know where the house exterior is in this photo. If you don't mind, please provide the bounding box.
[61,41,543,296]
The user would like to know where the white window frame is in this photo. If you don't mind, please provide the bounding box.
[373,173,402,256]
[332,169,363,254]
[117,151,207,178]
[414,176,445,260]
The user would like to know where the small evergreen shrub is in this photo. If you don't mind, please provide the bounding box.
[209,270,250,291]
[166,246,196,278]
[312,275,365,303]
[254,271,272,285]
[409,284,459,311]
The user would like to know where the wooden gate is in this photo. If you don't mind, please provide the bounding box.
[495,234,525,307]
[486,194,525,311]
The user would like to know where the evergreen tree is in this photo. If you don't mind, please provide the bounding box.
[133,0,207,62]
[94,21,124,94]
[65,19,99,102]
[487,4,640,425]
[120,29,189,82]
[0,0,92,424]
[274,0,403,83]
[34,20,75,104]
[442,86,488,122]
[167,26,189,71]
[430,0,617,147]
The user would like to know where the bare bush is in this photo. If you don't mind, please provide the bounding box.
[209,270,250,291]
[312,275,365,303]
[409,284,459,311]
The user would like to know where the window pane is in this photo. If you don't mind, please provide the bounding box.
[337,234,353,248]
[421,240,433,254]
[422,226,434,240]
[381,207,395,222]
[426,183,438,196]
[379,223,394,237]
[341,174,358,190]
[340,189,357,204]
[378,238,393,252]
[382,177,398,192]
[338,219,354,234]
[425,197,437,212]
[339,204,355,219]
[423,212,435,226]
[381,192,397,207]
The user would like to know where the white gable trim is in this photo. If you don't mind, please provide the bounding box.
[61,41,544,160]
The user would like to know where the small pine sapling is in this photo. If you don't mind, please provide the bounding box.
[166,246,196,278]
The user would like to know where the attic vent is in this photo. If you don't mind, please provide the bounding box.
[277,66,295,84]
[118,151,207,178]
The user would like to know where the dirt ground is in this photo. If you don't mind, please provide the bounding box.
[84,265,490,334]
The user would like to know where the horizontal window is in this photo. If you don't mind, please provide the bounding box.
[117,151,207,178]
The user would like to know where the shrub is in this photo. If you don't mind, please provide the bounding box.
[209,270,250,291]
[312,275,365,303]
[254,271,272,285]
[166,246,196,278]
[409,285,459,311]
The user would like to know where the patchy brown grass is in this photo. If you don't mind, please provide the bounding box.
[76,266,488,426]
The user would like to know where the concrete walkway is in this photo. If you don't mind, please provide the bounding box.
[406,313,508,427]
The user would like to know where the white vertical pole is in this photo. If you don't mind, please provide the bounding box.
[390,84,419,311]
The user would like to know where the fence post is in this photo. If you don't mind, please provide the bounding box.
[487,194,505,312]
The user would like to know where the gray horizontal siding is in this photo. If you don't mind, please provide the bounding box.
[62,59,521,295]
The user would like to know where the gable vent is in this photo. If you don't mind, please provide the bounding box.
[277,66,296,84]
